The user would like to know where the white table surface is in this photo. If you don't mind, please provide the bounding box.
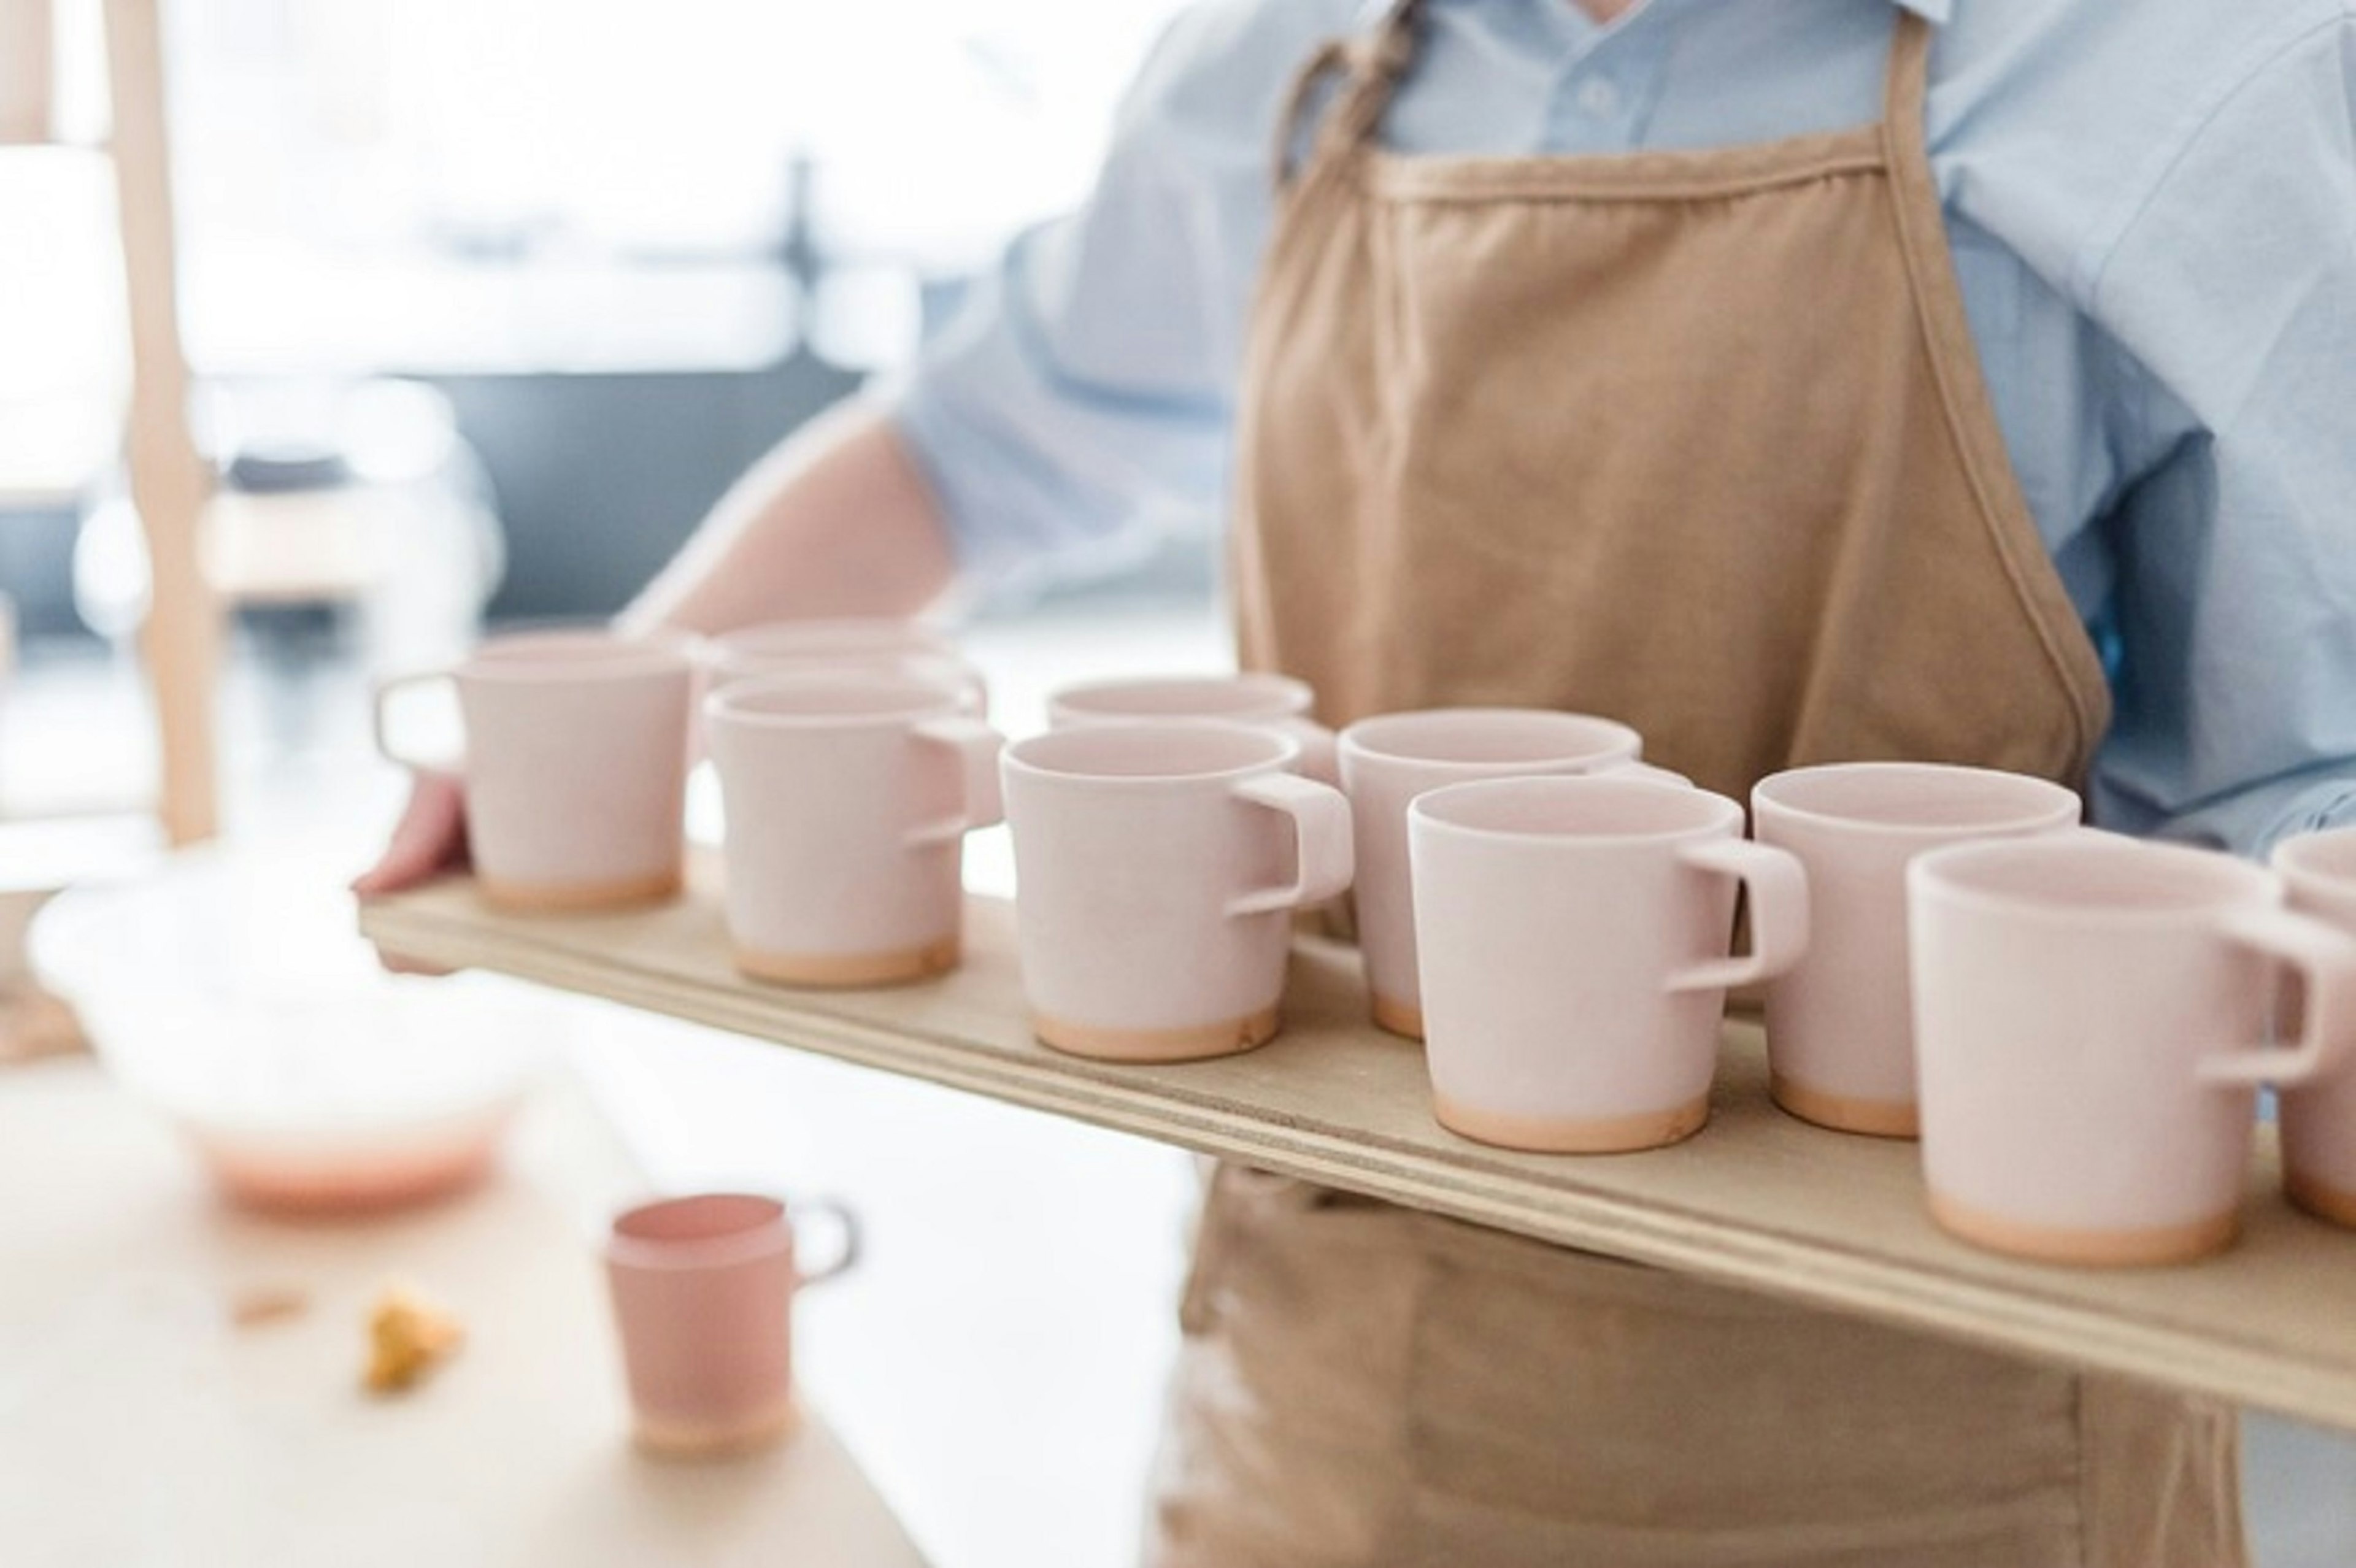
[0,1057,930,1568]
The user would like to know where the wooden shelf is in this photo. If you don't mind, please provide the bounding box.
[362,860,2356,1432]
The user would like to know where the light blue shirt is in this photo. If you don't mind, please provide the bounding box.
[893,0,2356,856]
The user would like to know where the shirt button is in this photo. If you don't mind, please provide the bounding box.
[1575,75,1623,119]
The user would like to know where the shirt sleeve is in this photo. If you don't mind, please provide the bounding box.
[2081,12,2356,857]
[888,0,1363,591]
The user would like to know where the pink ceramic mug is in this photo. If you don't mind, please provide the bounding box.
[705,618,987,714]
[1909,831,2356,1266]
[705,674,1002,986]
[372,630,695,912]
[1407,775,1808,1153]
[603,1192,858,1458]
[1339,708,1674,1039]
[1752,763,2082,1138]
[1001,723,1353,1062]
[1047,674,1336,784]
[2271,828,2356,1227]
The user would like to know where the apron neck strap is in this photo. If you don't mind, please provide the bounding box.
[1273,0,1426,188]
[1881,10,1935,163]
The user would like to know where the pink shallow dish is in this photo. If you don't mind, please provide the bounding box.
[172,1086,523,1216]
[30,850,557,1216]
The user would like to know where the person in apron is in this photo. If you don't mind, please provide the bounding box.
[1153,7,2234,1564]
[360,1,2356,1561]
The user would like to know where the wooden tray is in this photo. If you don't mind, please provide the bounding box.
[362,863,2356,1432]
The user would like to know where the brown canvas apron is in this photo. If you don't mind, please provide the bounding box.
[1146,6,2242,1565]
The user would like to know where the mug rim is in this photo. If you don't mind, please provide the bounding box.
[607,1191,791,1272]
[460,628,696,682]
[1411,774,1739,845]
[705,671,966,728]
[706,617,959,661]
[1340,707,1641,769]
[2273,826,2356,892]
[1049,672,1313,721]
[1004,721,1297,787]
[1752,761,2081,838]
[708,645,976,683]
[1909,830,2278,926]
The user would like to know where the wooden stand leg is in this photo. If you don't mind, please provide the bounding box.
[0,0,54,145]
[104,0,218,845]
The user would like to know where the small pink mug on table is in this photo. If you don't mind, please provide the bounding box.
[603,1192,859,1458]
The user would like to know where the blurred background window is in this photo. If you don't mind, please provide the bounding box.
[2,0,1196,653]
[163,0,1182,374]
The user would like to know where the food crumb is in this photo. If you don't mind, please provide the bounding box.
[228,1285,310,1328]
[363,1282,464,1395]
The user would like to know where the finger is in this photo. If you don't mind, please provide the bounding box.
[352,778,468,896]
[375,947,458,978]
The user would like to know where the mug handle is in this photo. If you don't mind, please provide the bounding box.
[904,717,1006,848]
[1275,716,1341,788]
[1225,772,1355,917]
[2197,905,2356,1087]
[372,669,457,771]
[1665,837,1811,993]
[790,1197,862,1288]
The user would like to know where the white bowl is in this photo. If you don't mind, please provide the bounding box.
[30,848,559,1215]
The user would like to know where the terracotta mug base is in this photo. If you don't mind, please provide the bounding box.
[478,867,683,914]
[733,935,959,990]
[1927,1189,2239,1267]
[1769,1075,1920,1139]
[1433,1092,1710,1155]
[633,1400,799,1460]
[1369,993,1425,1041]
[2284,1167,2356,1230]
[1034,1007,1279,1064]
